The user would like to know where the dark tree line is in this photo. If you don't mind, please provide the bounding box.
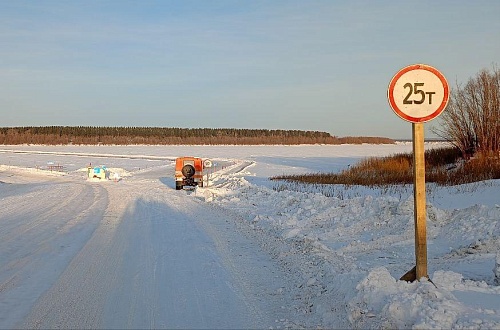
[0,126,394,145]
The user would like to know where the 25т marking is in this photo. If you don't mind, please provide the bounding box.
[403,83,436,105]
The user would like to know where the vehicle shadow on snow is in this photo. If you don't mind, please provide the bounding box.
[158,177,176,189]
[105,197,261,329]
[158,177,198,192]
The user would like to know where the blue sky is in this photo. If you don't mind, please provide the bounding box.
[1,1,499,138]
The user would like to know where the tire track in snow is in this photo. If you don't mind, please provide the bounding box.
[20,181,133,329]
[0,181,99,245]
[0,178,108,329]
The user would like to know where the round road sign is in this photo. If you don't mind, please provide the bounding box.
[203,159,212,168]
[388,64,449,123]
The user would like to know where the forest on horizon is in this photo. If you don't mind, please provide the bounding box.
[0,126,395,145]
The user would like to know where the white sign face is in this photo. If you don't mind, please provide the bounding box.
[388,64,449,123]
[203,159,212,168]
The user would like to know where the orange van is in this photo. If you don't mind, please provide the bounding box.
[175,157,204,190]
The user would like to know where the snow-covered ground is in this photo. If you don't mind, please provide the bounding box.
[1,143,499,329]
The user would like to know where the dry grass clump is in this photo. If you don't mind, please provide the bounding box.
[435,154,500,185]
[271,147,500,187]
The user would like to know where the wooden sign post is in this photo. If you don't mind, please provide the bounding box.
[388,64,449,281]
[412,122,427,279]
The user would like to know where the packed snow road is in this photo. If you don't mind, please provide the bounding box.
[0,166,291,329]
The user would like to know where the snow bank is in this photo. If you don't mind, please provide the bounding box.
[349,267,500,329]
[203,162,500,328]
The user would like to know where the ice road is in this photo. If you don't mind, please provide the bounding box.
[1,162,291,329]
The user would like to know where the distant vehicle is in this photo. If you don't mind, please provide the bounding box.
[88,165,108,180]
[175,157,204,190]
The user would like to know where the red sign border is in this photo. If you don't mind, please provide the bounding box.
[388,64,449,123]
